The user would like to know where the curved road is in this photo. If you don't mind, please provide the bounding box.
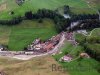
[0,33,66,60]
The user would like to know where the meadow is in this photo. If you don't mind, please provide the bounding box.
[0,0,97,19]
[85,0,100,9]
[0,56,68,75]
[86,28,100,54]
[0,19,57,50]
[90,28,100,36]
[0,0,100,75]
[53,30,100,75]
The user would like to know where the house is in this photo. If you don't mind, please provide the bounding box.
[59,55,72,62]
[43,43,54,52]
[65,32,73,40]
[16,0,25,5]
[63,14,70,19]
[33,38,41,45]
[0,45,7,51]
[34,44,42,50]
[77,30,88,35]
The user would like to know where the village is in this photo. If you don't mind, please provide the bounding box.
[0,32,64,56]
[0,31,90,61]
[26,32,62,53]
[0,0,99,75]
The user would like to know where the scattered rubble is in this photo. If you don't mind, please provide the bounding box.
[59,55,73,62]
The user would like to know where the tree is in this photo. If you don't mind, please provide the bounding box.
[64,5,70,14]
[25,11,33,19]
[38,18,43,23]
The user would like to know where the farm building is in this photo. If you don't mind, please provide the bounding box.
[0,45,7,51]
[16,0,25,5]
[59,55,73,62]
[0,45,5,51]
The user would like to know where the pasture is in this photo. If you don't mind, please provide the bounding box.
[0,19,57,50]
[0,0,96,19]
[86,28,100,54]
[90,28,100,36]
[85,0,100,9]
[53,32,100,75]
[0,56,68,75]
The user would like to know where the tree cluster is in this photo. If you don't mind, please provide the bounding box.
[71,14,99,22]
[84,43,100,61]
[71,19,100,31]
[0,6,100,32]
[0,16,22,25]
[63,5,70,14]
[25,9,71,32]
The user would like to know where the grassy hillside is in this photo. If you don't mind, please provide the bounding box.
[70,7,96,14]
[75,28,100,55]
[0,26,11,45]
[90,28,100,36]
[53,36,100,75]
[0,0,96,19]
[0,19,57,50]
[86,28,100,55]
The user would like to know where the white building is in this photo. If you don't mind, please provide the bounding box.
[77,30,88,35]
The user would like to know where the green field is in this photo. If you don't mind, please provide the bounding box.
[53,31,100,75]
[0,0,97,19]
[0,19,57,50]
[70,7,96,14]
[90,28,100,36]
[86,28,100,54]
[0,0,99,75]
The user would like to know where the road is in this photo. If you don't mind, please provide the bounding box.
[0,33,66,60]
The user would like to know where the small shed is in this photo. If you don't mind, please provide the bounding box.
[0,45,4,51]
[0,45,7,51]
[59,55,73,62]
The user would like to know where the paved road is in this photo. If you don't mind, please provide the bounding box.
[0,33,66,60]
[13,33,66,60]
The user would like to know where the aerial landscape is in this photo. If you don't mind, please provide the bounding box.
[0,0,100,75]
